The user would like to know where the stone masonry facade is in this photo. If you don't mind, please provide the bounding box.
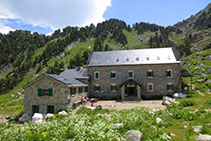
[88,63,182,99]
[24,75,87,115]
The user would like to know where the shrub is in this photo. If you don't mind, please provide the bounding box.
[205,99,211,107]
[179,100,196,107]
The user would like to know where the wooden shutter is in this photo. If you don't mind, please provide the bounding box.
[99,85,101,91]
[94,86,96,91]
[110,72,112,78]
[166,71,168,76]
[115,85,117,91]
[38,88,42,96]
[48,88,53,96]
[96,73,99,79]
[70,88,73,95]
[152,71,154,77]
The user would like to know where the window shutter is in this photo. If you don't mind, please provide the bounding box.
[94,86,96,91]
[48,88,53,96]
[166,71,168,76]
[110,72,112,78]
[70,88,73,95]
[115,85,117,90]
[152,71,154,77]
[96,73,98,79]
[38,88,42,96]
[99,85,101,91]
[147,72,149,77]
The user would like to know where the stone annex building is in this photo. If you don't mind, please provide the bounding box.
[23,47,186,115]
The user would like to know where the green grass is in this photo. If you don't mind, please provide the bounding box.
[0,68,13,79]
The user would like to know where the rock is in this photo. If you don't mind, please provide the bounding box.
[193,125,203,133]
[19,113,30,123]
[45,113,54,118]
[162,96,175,105]
[184,125,188,128]
[194,67,200,70]
[32,113,43,123]
[58,111,68,116]
[193,62,197,65]
[200,68,206,73]
[197,79,206,83]
[170,133,176,136]
[9,117,16,122]
[90,98,98,103]
[207,80,211,83]
[200,63,205,66]
[201,74,207,78]
[17,92,22,95]
[86,106,96,110]
[113,123,123,128]
[156,117,163,124]
[108,104,116,107]
[123,130,142,141]
[10,94,15,98]
[5,116,10,120]
[195,134,211,141]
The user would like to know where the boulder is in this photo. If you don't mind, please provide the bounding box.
[207,80,211,83]
[58,111,68,116]
[170,133,176,136]
[5,116,10,120]
[156,117,163,124]
[10,94,15,98]
[194,67,200,70]
[162,96,175,105]
[113,123,123,128]
[201,74,207,78]
[123,130,142,141]
[193,125,203,133]
[17,92,22,95]
[45,113,54,118]
[195,134,211,141]
[86,106,96,110]
[200,68,206,73]
[32,113,43,123]
[19,113,30,123]
[197,79,206,83]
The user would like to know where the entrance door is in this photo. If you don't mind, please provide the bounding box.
[128,87,135,96]
[32,105,39,114]
[47,105,54,113]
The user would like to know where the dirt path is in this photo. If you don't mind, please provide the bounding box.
[86,100,165,112]
[71,105,83,115]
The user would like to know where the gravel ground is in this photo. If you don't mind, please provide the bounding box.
[86,100,165,112]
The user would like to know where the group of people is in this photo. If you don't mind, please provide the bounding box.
[81,96,95,107]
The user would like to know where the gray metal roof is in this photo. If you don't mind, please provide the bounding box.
[88,47,180,67]
[47,74,87,87]
[59,68,88,79]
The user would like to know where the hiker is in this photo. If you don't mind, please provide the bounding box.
[91,103,94,107]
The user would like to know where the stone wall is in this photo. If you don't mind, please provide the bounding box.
[24,75,87,115]
[88,63,182,99]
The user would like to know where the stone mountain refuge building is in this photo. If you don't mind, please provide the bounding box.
[23,47,186,115]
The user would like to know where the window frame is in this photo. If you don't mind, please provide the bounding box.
[147,83,154,92]
[166,69,173,78]
[110,83,117,92]
[167,83,174,91]
[110,71,116,79]
[94,84,100,93]
[128,70,134,79]
[94,71,100,80]
[147,70,154,78]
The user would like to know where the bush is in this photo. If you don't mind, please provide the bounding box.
[179,100,196,107]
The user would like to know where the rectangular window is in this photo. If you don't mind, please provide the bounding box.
[128,70,134,78]
[110,84,117,92]
[147,83,154,92]
[110,71,116,79]
[47,105,54,114]
[70,88,75,95]
[32,105,39,115]
[94,71,100,80]
[94,85,100,92]
[38,88,53,96]
[147,70,154,78]
[167,84,174,91]
[166,69,172,78]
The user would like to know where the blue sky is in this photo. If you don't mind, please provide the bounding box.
[0,0,210,34]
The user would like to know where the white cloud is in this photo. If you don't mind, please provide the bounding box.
[0,0,112,30]
[0,23,14,34]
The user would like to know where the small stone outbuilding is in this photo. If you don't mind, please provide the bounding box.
[23,68,88,115]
